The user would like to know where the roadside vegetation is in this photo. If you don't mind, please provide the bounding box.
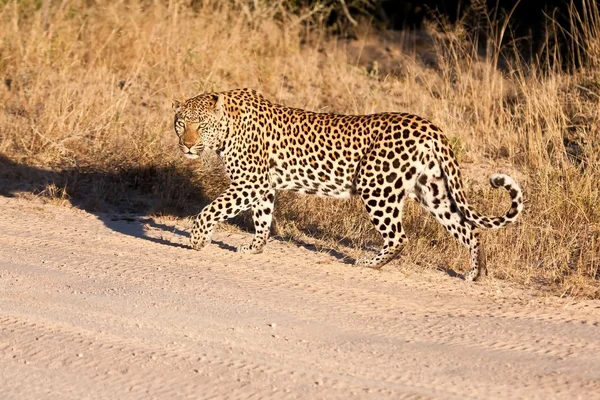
[0,0,598,297]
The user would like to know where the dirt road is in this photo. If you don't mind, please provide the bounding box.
[0,196,599,399]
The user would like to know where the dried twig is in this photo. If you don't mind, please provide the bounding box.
[338,0,358,26]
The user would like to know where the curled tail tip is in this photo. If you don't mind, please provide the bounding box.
[490,173,513,189]
[488,172,523,224]
[489,173,522,197]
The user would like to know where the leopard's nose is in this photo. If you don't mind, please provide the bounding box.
[182,141,195,149]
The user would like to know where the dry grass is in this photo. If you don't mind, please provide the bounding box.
[0,0,598,298]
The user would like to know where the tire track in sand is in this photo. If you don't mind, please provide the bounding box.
[3,225,598,363]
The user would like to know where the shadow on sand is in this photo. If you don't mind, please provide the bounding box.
[0,154,352,263]
[0,153,209,249]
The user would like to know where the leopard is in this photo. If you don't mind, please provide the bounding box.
[172,88,523,281]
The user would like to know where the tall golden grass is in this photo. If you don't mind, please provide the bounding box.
[0,1,598,297]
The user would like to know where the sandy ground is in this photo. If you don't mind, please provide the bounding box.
[1,195,599,400]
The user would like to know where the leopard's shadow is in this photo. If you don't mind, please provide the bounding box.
[0,154,209,248]
[0,154,356,263]
[139,218,238,252]
[435,264,463,279]
[140,217,351,263]
[288,239,353,264]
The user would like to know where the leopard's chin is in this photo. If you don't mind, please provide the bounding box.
[183,153,199,160]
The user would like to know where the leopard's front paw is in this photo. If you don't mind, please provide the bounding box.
[190,233,209,251]
[237,243,264,254]
[354,257,383,269]
[354,257,370,267]
[464,266,487,282]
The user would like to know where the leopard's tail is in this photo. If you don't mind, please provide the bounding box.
[432,135,523,229]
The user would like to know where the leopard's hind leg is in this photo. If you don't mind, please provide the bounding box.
[413,169,487,281]
[353,142,409,269]
[355,192,408,268]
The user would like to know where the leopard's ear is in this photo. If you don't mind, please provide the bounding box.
[172,94,186,113]
[172,99,182,113]
[213,93,225,119]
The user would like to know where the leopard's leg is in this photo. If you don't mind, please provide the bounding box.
[237,189,275,254]
[414,171,487,281]
[190,181,268,251]
[464,229,486,281]
[352,140,410,269]
[355,190,408,269]
[355,198,408,268]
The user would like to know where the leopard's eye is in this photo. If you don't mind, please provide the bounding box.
[174,119,185,135]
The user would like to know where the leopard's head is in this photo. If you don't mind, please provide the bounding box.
[172,93,225,159]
